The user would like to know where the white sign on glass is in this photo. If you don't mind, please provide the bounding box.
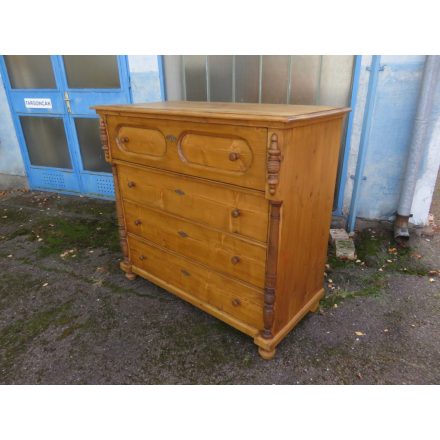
[24,98,52,109]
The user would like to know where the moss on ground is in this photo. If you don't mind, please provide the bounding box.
[29,217,120,257]
[322,227,435,309]
[0,301,74,375]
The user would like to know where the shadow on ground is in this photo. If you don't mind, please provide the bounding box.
[1,190,439,384]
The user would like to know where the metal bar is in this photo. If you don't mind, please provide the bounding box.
[181,56,187,100]
[157,55,166,101]
[347,55,381,232]
[333,55,362,216]
[232,55,236,102]
[205,55,210,102]
[286,55,293,104]
[258,55,263,103]
[315,55,323,105]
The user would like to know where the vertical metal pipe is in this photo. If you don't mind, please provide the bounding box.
[347,55,381,232]
[395,55,440,238]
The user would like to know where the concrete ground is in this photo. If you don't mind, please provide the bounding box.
[0,188,439,384]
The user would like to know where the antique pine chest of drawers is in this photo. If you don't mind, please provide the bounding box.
[94,101,349,359]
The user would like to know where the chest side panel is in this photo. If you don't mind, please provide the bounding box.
[273,117,345,333]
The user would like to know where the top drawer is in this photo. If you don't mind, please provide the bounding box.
[105,115,267,190]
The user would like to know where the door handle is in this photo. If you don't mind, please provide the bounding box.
[64,92,72,113]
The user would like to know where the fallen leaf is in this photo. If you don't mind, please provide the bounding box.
[42,283,48,287]
[355,331,365,336]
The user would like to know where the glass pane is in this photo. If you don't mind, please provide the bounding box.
[20,116,71,169]
[235,56,260,103]
[208,55,233,102]
[63,56,120,89]
[4,55,56,89]
[184,55,207,101]
[163,55,184,100]
[319,56,355,106]
[261,55,290,104]
[75,118,111,173]
[290,56,322,104]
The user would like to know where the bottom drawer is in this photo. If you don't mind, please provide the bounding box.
[127,236,264,331]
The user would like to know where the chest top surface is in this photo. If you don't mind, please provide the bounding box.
[94,101,350,126]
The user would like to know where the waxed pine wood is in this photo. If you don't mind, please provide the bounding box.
[95,101,349,360]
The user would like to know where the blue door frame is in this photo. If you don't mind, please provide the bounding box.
[0,55,132,199]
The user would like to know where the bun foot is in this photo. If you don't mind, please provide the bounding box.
[258,347,276,360]
[125,272,137,281]
[310,301,320,313]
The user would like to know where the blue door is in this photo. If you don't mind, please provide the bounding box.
[0,55,131,198]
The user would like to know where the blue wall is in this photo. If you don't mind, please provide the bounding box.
[0,67,26,186]
[343,55,440,225]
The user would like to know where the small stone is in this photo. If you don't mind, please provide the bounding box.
[429,278,435,283]
[42,283,48,287]
[335,239,357,261]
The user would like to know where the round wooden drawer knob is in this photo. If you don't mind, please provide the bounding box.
[229,152,240,161]
[127,181,136,188]
[119,136,129,143]
[231,256,241,265]
[232,298,241,307]
[139,255,146,260]
[231,209,241,218]
[134,219,142,225]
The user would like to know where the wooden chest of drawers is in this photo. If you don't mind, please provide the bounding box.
[95,101,349,359]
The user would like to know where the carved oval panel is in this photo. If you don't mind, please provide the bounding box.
[116,126,167,158]
[178,132,253,174]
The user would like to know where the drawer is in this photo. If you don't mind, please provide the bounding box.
[128,236,264,330]
[124,199,267,288]
[106,115,268,190]
[117,163,269,242]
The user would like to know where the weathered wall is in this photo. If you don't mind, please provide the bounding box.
[342,55,440,225]
[0,67,27,188]
[127,56,163,103]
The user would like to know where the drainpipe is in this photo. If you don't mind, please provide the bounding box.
[347,56,382,233]
[394,56,440,239]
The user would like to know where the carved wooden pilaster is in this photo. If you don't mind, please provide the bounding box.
[99,117,134,279]
[267,133,281,196]
[99,118,110,163]
[262,200,282,339]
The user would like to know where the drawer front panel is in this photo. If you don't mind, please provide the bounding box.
[107,115,267,190]
[124,199,266,288]
[118,164,269,242]
[128,236,264,330]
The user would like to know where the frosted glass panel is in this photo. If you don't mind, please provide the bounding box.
[262,55,290,104]
[75,118,111,173]
[20,116,71,169]
[4,55,56,89]
[63,56,120,89]
[290,56,322,104]
[319,56,354,106]
[184,56,207,101]
[208,56,233,102]
[235,56,260,103]
[163,55,184,100]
